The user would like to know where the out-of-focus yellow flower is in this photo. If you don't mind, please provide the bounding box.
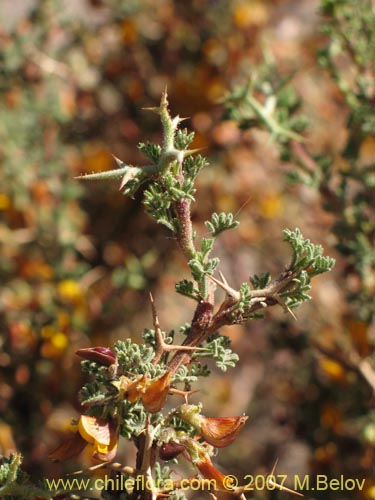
[57,311,70,330]
[233,2,268,29]
[216,193,237,214]
[41,326,69,357]
[57,280,83,303]
[0,193,11,210]
[0,421,16,456]
[41,325,55,339]
[319,358,346,382]
[347,317,370,357]
[206,80,226,102]
[363,423,375,444]
[22,260,54,280]
[365,483,375,499]
[50,332,69,350]
[359,135,375,167]
[260,192,283,218]
[9,322,35,350]
[59,87,76,118]
[203,38,227,66]
[314,442,337,463]
[121,19,138,44]
[80,144,112,173]
[320,404,343,431]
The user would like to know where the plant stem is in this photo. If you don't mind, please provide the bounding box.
[167,267,303,373]
[173,198,196,261]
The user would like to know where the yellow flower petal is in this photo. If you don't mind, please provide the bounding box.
[78,415,111,446]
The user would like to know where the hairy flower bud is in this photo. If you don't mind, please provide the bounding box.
[76,347,116,366]
[178,404,202,427]
[159,440,186,461]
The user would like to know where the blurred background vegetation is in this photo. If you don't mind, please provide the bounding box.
[0,0,374,499]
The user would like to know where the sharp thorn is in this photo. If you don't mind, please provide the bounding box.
[219,271,228,286]
[208,274,240,300]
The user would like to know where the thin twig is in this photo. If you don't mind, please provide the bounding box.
[313,339,375,393]
[149,293,205,365]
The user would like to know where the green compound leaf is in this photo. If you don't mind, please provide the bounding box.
[175,279,200,301]
[138,142,162,163]
[250,272,271,289]
[205,212,240,237]
[194,335,239,372]
[175,129,195,150]
[283,227,335,274]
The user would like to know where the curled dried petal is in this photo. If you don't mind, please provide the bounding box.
[126,374,148,402]
[49,432,86,462]
[142,371,171,413]
[200,416,248,448]
[113,374,148,402]
[195,452,233,491]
